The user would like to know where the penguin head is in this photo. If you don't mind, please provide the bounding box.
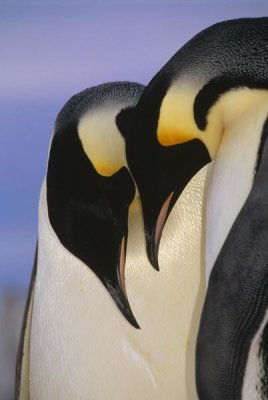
[117,82,211,270]
[117,17,268,270]
[47,82,144,328]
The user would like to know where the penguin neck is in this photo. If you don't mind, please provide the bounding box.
[205,96,268,281]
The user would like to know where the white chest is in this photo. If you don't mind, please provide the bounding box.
[30,166,207,400]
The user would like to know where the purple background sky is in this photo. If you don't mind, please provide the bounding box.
[1,1,268,291]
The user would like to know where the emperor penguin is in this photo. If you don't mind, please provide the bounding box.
[117,18,268,399]
[16,80,205,400]
[16,81,144,399]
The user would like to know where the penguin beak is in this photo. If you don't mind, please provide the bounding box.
[142,191,174,270]
[153,192,175,267]
[103,233,140,329]
[97,166,139,328]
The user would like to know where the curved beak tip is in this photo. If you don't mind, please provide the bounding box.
[147,243,160,271]
[105,280,140,329]
[118,292,140,329]
[126,311,140,329]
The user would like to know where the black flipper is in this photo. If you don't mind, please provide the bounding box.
[15,244,38,400]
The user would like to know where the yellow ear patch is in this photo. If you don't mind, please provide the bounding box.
[157,128,196,146]
[78,105,127,177]
[92,162,122,177]
[157,88,199,146]
[156,84,268,162]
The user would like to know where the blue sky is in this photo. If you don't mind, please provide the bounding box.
[1,0,268,291]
